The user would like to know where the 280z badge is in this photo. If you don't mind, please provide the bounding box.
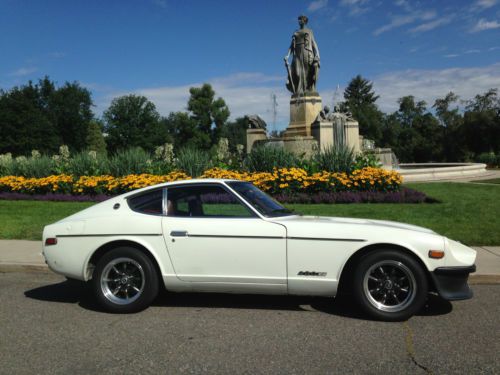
[298,271,327,277]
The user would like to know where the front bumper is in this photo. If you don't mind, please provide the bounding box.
[430,265,476,300]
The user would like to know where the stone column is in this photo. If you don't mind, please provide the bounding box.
[345,119,360,153]
[311,121,333,151]
[246,128,267,153]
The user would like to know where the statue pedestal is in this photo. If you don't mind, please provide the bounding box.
[311,121,333,151]
[246,128,267,153]
[345,119,360,153]
[283,136,318,158]
[284,94,322,138]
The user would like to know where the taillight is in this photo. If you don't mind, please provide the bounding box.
[45,238,57,246]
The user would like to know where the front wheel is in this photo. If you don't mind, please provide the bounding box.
[92,247,159,313]
[353,250,428,321]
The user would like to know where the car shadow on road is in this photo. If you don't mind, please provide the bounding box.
[24,279,453,321]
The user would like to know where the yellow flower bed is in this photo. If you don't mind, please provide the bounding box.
[0,167,401,196]
[201,167,402,193]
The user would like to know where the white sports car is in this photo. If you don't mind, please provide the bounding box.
[42,179,476,321]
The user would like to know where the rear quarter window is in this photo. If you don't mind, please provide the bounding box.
[128,189,164,215]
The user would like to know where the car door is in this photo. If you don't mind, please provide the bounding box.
[161,183,287,289]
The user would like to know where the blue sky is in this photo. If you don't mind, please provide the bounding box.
[1,0,500,130]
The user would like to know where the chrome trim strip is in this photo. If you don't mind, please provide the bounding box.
[188,234,284,240]
[56,234,162,238]
[288,237,366,242]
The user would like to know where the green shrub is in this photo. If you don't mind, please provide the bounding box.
[175,147,212,177]
[244,146,299,172]
[67,151,110,176]
[109,148,152,176]
[476,152,499,167]
[354,151,382,170]
[10,155,55,177]
[0,153,14,176]
[314,145,355,173]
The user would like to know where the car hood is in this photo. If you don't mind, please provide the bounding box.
[271,215,437,236]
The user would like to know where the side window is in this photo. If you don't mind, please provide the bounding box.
[128,189,164,215]
[166,185,254,218]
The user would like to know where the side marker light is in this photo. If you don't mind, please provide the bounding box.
[45,238,57,246]
[428,250,444,259]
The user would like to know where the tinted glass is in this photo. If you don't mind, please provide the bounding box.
[128,189,164,215]
[166,185,254,218]
[227,181,294,217]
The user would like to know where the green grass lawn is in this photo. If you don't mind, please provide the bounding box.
[0,200,93,241]
[1,182,499,245]
[474,178,500,185]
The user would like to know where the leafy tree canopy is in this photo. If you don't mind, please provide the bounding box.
[104,94,170,153]
[187,83,230,148]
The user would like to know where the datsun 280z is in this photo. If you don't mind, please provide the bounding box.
[42,179,476,321]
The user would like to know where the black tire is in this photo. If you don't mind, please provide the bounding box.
[92,246,159,313]
[352,250,428,321]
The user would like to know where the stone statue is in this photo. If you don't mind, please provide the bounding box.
[316,105,331,122]
[246,115,267,130]
[284,15,320,95]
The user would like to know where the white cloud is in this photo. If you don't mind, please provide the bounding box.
[444,54,460,58]
[472,0,498,11]
[96,72,291,130]
[409,16,453,33]
[373,10,436,36]
[465,49,481,53]
[394,0,412,12]
[470,18,500,32]
[9,67,38,77]
[372,63,500,112]
[308,0,328,12]
[340,0,370,16]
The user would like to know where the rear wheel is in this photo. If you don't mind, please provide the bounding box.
[353,250,428,321]
[92,247,159,313]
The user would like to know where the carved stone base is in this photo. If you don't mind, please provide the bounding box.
[283,136,318,158]
[345,120,360,153]
[284,94,322,138]
[311,121,333,151]
[246,128,267,153]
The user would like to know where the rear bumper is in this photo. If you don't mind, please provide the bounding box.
[430,265,476,301]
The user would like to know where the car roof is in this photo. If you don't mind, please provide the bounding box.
[121,178,246,199]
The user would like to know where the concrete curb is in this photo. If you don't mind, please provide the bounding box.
[0,263,50,274]
[1,263,500,284]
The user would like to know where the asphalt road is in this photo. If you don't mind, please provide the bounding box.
[0,273,499,375]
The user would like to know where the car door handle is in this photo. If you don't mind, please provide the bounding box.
[170,230,188,237]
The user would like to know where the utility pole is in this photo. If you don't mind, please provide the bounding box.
[333,84,341,109]
[270,93,278,135]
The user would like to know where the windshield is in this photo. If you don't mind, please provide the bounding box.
[227,181,295,217]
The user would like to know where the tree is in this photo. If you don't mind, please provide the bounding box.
[389,96,443,162]
[104,95,168,152]
[433,92,466,161]
[0,79,61,155]
[463,89,500,155]
[85,120,107,154]
[48,80,93,152]
[396,96,427,127]
[221,117,248,151]
[187,83,230,149]
[344,75,379,107]
[162,112,206,151]
[343,75,383,143]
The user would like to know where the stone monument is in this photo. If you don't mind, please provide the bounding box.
[245,115,268,153]
[282,15,321,154]
[244,15,392,168]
